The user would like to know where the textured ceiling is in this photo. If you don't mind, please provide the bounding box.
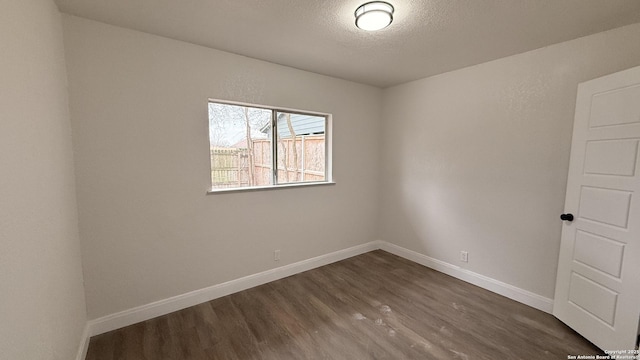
[54,0,640,88]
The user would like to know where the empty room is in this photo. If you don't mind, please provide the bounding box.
[3,0,640,359]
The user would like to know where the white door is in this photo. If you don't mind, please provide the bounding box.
[554,65,640,351]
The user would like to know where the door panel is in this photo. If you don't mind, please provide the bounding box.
[554,66,640,351]
[568,272,618,325]
[574,230,625,278]
[584,139,639,176]
[589,84,640,128]
[578,186,632,228]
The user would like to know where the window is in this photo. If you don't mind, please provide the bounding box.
[208,100,331,191]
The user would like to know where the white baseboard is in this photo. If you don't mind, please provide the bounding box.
[75,323,90,360]
[378,241,554,313]
[80,239,553,358]
[87,241,379,337]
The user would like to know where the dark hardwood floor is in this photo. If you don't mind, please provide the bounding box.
[86,250,601,359]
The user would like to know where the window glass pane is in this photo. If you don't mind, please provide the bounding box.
[208,103,272,189]
[275,112,326,184]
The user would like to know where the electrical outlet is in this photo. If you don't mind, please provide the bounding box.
[274,250,281,261]
[460,251,468,263]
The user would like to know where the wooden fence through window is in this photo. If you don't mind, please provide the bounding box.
[211,135,325,189]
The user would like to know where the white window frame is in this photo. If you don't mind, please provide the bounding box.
[207,99,334,194]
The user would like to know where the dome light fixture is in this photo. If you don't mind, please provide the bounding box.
[355,1,394,31]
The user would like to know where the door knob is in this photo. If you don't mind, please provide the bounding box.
[560,213,574,222]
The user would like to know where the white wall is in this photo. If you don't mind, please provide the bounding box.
[380,23,640,299]
[0,1,87,359]
[62,15,382,319]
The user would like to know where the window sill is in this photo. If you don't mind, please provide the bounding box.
[206,181,336,195]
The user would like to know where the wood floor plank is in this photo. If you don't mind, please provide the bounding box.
[209,296,262,360]
[264,282,337,359]
[86,250,602,359]
[142,317,174,360]
[86,332,115,360]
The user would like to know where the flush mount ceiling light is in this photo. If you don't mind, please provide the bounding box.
[355,1,394,31]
